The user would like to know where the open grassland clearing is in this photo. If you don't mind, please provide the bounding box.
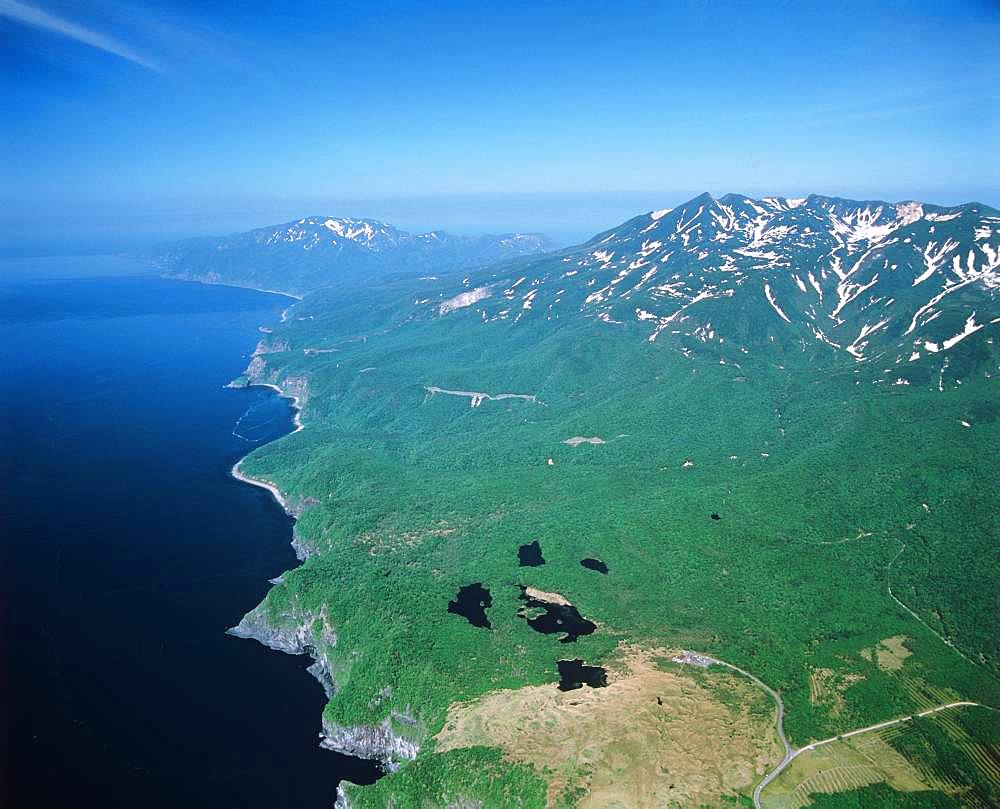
[435,648,781,808]
[859,636,913,673]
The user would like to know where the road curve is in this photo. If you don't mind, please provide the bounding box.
[712,662,792,809]
[674,653,984,809]
[752,701,981,808]
[672,654,791,809]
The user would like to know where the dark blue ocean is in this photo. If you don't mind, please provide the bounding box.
[0,261,379,807]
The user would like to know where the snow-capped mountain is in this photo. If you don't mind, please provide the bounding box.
[140,217,556,297]
[428,193,999,387]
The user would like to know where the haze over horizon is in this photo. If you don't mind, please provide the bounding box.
[4,4,1000,808]
[2,0,998,255]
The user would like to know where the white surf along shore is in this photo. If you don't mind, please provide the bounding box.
[226,361,421,770]
[229,381,303,513]
[228,299,305,507]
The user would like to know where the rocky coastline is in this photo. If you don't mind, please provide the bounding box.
[227,603,420,769]
[228,345,420,796]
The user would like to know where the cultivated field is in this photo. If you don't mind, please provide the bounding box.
[763,703,999,809]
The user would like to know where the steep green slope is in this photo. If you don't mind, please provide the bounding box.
[227,195,999,807]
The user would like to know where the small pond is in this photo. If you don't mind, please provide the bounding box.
[557,659,608,691]
[516,586,596,643]
[518,540,545,566]
[580,558,608,574]
[448,583,492,629]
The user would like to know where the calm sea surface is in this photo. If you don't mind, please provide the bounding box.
[0,262,379,807]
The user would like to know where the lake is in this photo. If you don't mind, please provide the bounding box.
[0,262,380,807]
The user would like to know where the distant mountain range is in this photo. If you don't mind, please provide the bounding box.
[138,217,556,297]
[145,194,999,386]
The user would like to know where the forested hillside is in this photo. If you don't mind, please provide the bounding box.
[228,195,999,808]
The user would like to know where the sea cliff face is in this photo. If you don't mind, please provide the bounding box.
[228,603,420,769]
[243,339,311,414]
[320,713,420,764]
[227,603,333,662]
[290,525,316,561]
[231,305,428,791]
[230,349,423,769]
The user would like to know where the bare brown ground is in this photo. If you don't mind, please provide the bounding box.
[435,648,781,808]
[873,636,913,672]
[523,586,572,606]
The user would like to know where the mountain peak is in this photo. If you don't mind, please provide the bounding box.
[684,191,716,206]
[431,192,999,388]
[140,218,555,296]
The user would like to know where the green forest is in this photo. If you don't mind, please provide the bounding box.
[232,254,999,807]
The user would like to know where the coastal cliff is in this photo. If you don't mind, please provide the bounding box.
[228,603,420,767]
[227,603,338,698]
[229,352,421,775]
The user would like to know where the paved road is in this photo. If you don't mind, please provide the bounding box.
[715,663,792,809]
[752,701,980,809]
[796,701,980,753]
[675,652,982,809]
[674,654,792,809]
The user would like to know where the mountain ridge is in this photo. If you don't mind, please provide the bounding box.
[423,192,999,388]
[138,216,557,297]
[143,191,1000,389]
[225,190,1000,808]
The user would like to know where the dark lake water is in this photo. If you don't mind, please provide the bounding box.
[0,266,378,807]
[447,583,493,629]
[517,540,544,567]
[516,586,597,643]
[580,558,608,575]
[556,659,607,692]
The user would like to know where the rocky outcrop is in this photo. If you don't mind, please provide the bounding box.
[228,345,419,783]
[244,354,269,383]
[228,604,333,655]
[229,604,422,768]
[240,351,310,413]
[320,712,420,766]
[244,337,288,385]
[333,786,351,809]
[253,337,291,355]
[227,603,337,695]
[290,524,317,560]
[307,658,336,700]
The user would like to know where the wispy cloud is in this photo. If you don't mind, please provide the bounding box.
[738,78,993,131]
[0,0,164,73]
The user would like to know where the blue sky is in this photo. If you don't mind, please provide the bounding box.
[2,0,998,252]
